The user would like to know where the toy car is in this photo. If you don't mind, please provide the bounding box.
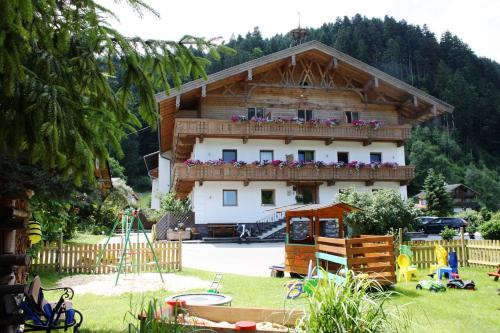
[416,279,446,293]
[446,279,475,290]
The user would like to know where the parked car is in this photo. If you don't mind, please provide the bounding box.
[422,217,467,234]
[415,216,437,229]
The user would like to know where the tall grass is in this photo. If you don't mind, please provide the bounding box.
[296,272,410,333]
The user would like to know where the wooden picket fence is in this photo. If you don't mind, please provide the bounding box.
[400,239,500,269]
[30,241,182,274]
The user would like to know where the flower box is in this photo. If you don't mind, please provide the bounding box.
[166,229,191,241]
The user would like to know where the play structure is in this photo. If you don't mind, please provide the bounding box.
[282,203,396,286]
[96,209,164,286]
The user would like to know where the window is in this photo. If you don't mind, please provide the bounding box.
[298,150,315,162]
[298,109,313,121]
[261,190,275,206]
[223,190,237,206]
[345,111,359,123]
[247,107,264,119]
[260,150,273,163]
[222,149,237,163]
[337,152,349,163]
[370,153,382,163]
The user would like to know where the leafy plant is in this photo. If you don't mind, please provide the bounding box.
[456,210,484,237]
[296,271,410,333]
[339,188,421,235]
[440,226,458,241]
[478,216,500,240]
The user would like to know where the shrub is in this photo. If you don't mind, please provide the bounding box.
[296,271,410,333]
[456,210,484,236]
[440,226,458,241]
[479,217,500,240]
[339,188,421,235]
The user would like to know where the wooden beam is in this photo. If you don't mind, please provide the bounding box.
[332,57,339,69]
[198,135,204,143]
[325,138,334,145]
[363,140,372,146]
[175,95,180,110]
[243,180,249,186]
[397,141,405,147]
[363,76,379,91]
[327,180,336,186]
[365,180,375,186]
[247,68,252,81]
[429,104,437,115]
[201,85,206,98]
[285,137,292,145]
[198,180,203,186]
[291,54,296,66]
[243,136,249,144]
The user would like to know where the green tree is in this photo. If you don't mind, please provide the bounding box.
[338,189,421,235]
[0,0,233,185]
[422,169,453,216]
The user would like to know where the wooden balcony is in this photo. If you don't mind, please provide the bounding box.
[173,164,415,198]
[172,118,412,162]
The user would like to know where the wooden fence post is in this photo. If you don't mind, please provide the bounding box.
[178,232,182,271]
[57,232,63,274]
[460,227,467,266]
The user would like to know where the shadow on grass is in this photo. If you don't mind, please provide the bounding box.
[80,329,125,333]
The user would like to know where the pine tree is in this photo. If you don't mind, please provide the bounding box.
[0,0,234,185]
[422,169,454,216]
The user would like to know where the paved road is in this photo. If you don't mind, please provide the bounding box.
[182,242,285,277]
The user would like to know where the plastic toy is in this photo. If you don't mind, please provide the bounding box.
[416,279,446,293]
[446,279,475,290]
[397,254,418,282]
[207,273,223,293]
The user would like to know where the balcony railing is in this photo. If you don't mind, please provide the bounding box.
[175,118,411,142]
[172,118,412,161]
[173,164,415,198]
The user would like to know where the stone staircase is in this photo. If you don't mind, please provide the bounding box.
[253,212,287,240]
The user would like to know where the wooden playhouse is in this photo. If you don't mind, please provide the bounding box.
[283,203,396,285]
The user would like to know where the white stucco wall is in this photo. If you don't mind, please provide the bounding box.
[193,180,407,224]
[151,151,172,210]
[192,138,405,165]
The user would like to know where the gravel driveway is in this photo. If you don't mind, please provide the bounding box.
[182,242,285,277]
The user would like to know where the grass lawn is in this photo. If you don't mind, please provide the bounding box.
[66,233,106,245]
[37,267,499,333]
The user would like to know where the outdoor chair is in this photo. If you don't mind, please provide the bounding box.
[429,245,450,273]
[397,254,418,283]
[20,275,83,332]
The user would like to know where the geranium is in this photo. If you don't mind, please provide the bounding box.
[352,120,366,128]
[289,160,305,168]
[369,120,383,130]
[329,161,346,168]
[184,159,202,167]
[323,118,340,127]
[233,160,247,168]
[230,115,247,122]
[206,159,224,166]
[348,160,365,170]
[314,161,325,169]
[307,119,321,127]
[271,160,282,167]
[370,162,382,170]
[382,162,399,169]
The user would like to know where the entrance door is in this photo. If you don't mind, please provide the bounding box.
[296,185,318,204]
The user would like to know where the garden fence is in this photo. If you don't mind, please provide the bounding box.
[30,241,182,274]
[398,228,499,269]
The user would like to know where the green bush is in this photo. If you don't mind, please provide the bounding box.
[338,188,421,235]
[440,226,458,241]
[479,217,500,240]
[296,271,410,333]
[456,210,484,236]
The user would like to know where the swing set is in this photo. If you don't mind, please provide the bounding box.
[95,209,164,286]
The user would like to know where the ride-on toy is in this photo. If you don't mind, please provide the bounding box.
[416,279,446,293]
[446,279,475,290]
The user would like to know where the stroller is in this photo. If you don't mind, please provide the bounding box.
[236,223,252,243]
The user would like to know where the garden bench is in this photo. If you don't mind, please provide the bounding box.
[487,264,500,281]
[207,224,237,237]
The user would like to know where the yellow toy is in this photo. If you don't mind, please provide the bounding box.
[27,221,42,245]
[397,254,418,282]
[429,245,448,274]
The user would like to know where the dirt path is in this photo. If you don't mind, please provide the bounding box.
[57,272,210,296]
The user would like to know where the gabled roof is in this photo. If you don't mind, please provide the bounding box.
[156,40,453,114]
[415,183,479,199]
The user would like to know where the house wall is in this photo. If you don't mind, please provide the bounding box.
[152,152,172,210]
[192,138,405,165]
[192,180,406,225]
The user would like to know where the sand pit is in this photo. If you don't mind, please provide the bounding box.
[56,273,210,296]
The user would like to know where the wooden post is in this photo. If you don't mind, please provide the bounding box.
[57,232,63,274]
[460,227,467,266]
[178,232,182,271]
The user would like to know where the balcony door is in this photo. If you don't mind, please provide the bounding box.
[296,185,318,204]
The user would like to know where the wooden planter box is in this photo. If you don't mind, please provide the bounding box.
[140,305,303,333]
[166,229,191,241]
